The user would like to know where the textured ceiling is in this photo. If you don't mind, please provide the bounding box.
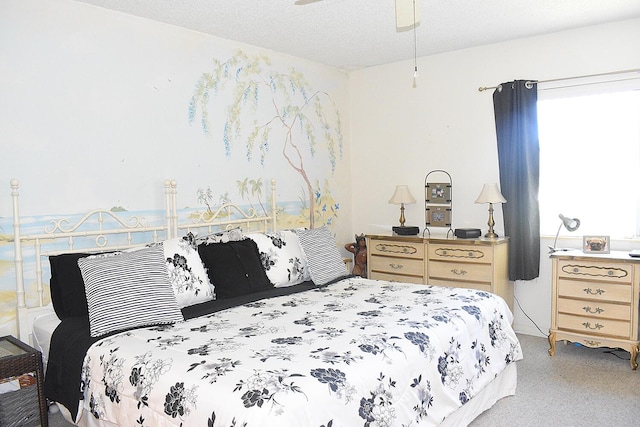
[73,0,640,70]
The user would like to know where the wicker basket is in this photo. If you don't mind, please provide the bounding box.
[0,385,39,427]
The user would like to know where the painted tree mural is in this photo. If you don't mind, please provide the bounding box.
[188,49,343,228]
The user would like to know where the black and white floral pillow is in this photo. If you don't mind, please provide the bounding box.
[246,230,310,287]
[194,227,243,245]
[163,232,215,307]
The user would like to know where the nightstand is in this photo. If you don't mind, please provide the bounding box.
[0,335,48,427]
[549,251,640,370]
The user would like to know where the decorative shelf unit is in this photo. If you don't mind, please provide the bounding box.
[424,170,453,237]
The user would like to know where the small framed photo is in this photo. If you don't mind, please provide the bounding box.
[583,235,610,254]
[426,182,451,204]
[426,206,451,227]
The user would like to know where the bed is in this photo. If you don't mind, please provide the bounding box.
[9,178,522,426]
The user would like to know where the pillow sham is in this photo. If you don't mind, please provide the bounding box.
[78,244,183,338]
[194,227,243,245]
[163,232,215,307]
[246,230,310,287]
[49,252,111,320]
[197,238,274,299]
[49,253,89,320]
[297,225,349,286]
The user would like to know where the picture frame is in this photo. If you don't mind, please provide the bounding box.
[425,182,451,204]
[583,235,610,254]
[426,206,452,228]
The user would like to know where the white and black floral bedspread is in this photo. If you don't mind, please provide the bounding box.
[79,278,522,426]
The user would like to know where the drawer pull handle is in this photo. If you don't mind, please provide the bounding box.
[582,306,604,314]
[583,287,605,296]
[450,268,467,276]
[582,322,604,331]
[584,340,602,347]
[388,263,404,270]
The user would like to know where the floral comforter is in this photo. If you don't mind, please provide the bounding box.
[79,278,522,426]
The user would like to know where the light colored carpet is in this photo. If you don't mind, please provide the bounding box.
[47,333,639,426]
[472,334,640,426]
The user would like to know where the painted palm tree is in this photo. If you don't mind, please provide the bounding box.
[197,187,214,215]
[236,178,254,211]
[189,49,343,228]
[249,178,267,216]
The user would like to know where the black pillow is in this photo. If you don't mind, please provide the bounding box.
[49,253,93,320]
[197,239,274,299]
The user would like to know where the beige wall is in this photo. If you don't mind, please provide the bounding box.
[348,18,640,335]
[2,0,639,337]
[0,0,352,336]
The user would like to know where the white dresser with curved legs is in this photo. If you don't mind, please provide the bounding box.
[548,250,640,370]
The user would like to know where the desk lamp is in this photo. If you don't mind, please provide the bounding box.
[549,214,580,253]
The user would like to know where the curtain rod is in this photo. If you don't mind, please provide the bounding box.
[477,68,640,92]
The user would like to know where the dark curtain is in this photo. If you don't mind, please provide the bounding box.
[493,80,540,281]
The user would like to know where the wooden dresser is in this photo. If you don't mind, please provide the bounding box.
[366,234,512,311]
[549,250,640,370]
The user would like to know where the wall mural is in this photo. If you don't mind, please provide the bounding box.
[188,49,343,228]
[0,49,346,335]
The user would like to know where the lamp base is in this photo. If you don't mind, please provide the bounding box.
[548,246,572,254]
[393,226,419,236]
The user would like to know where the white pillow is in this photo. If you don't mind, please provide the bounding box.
[163,232,215,307]
[78,245,183,338]
[246,230,310,287]
[296,226,348,286]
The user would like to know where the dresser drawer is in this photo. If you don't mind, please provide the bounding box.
[370,256,424,277]
[429,278,491,293]
[556,259,633,284]
[557,297,631,321]
[370,240,424,259]
[370,271,424,284]
[557,278,632,303]
[557,313,630,338]
[429,261,492,283]
[428,244,493,264]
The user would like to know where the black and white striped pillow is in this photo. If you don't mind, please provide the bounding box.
[78,244,183,337]
[297,225,348,286]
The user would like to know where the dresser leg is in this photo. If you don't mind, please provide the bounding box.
[631,344,638,370]
[548,332,556,356]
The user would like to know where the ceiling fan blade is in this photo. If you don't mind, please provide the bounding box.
[396,0,420,29]
[295,0,323,5]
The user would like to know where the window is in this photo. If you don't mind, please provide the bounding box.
[538,82,640,239]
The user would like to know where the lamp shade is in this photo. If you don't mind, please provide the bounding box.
[389,185,416,205]
[475,183,506,204]
[558,214,580,232]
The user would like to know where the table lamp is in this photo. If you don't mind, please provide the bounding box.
[389,185,419,235]
[475,183,506,238]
